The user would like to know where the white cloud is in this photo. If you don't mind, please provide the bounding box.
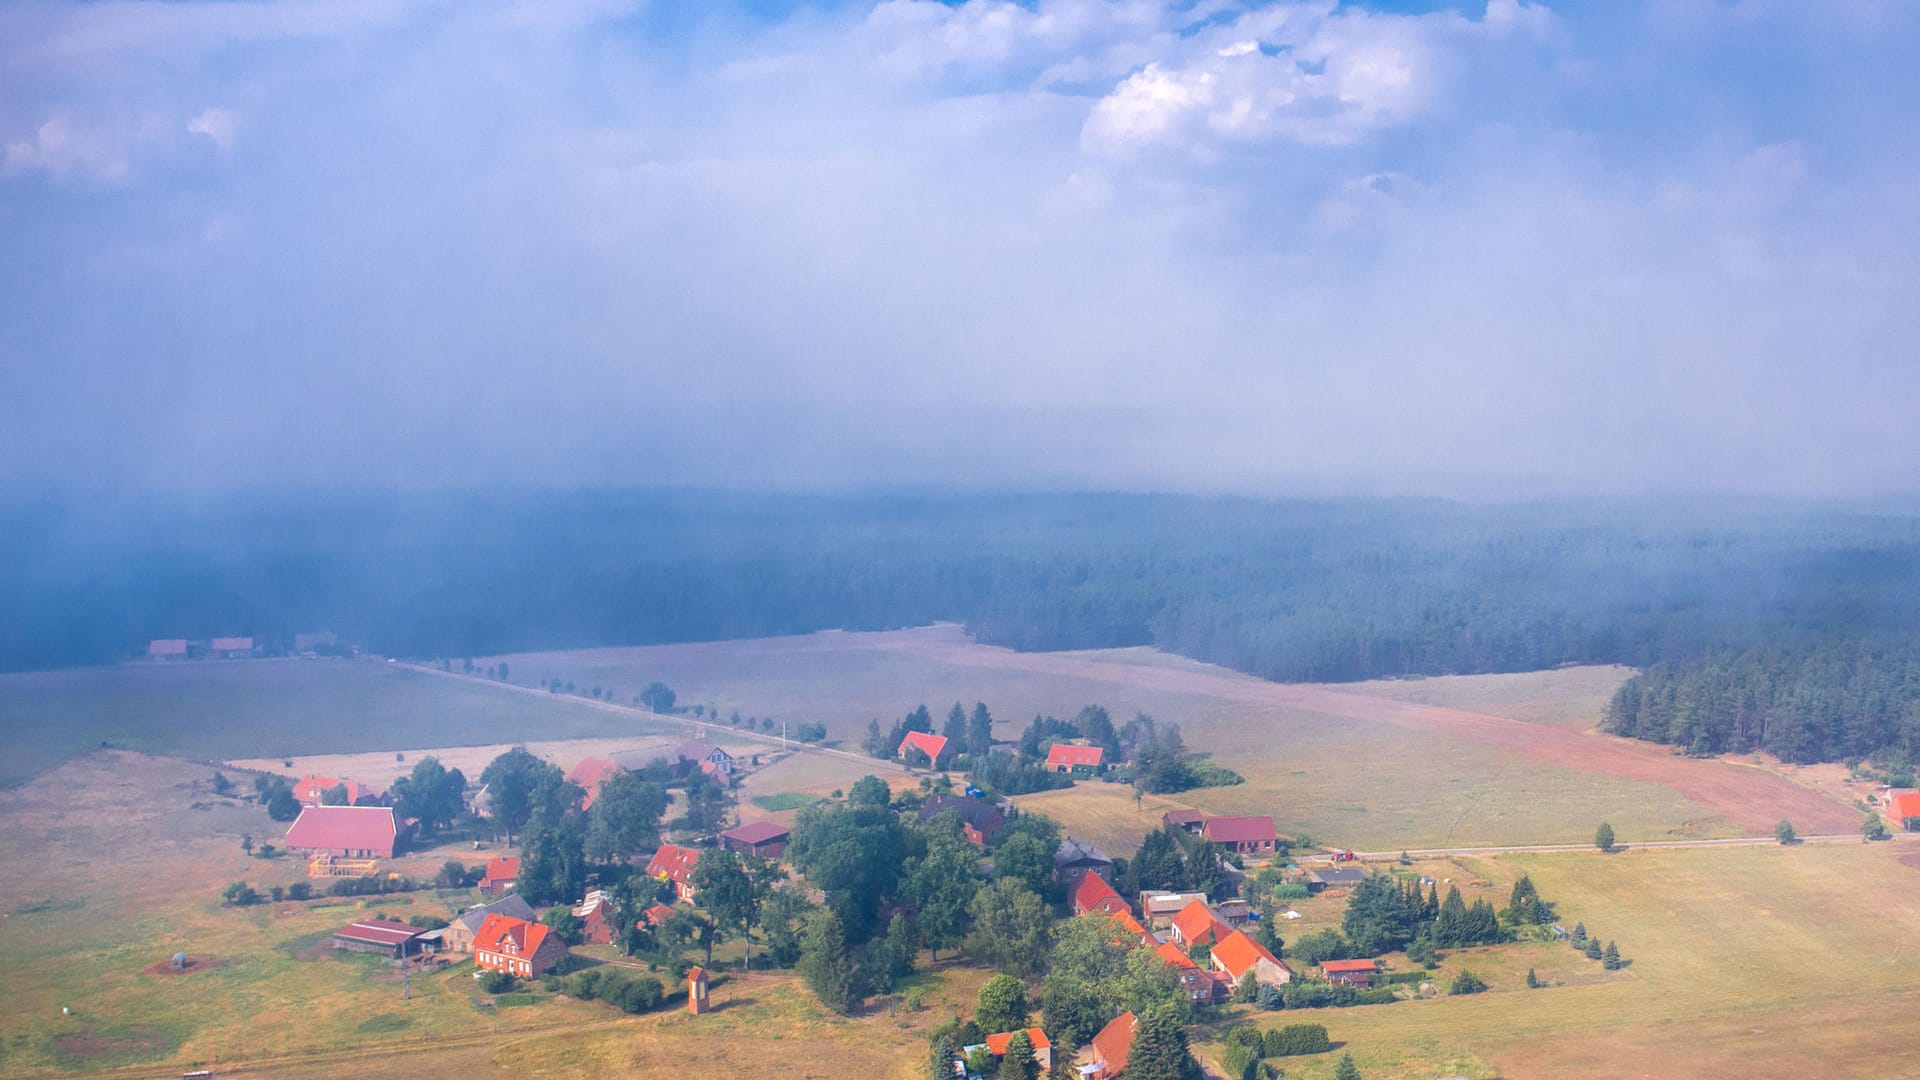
[186,107,238,151]
[1,112,153,184]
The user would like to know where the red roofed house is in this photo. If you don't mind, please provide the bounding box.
[719,821,791,859]
[564,756,622,812]
[1211,928,1292,990]
[332,918,427,958]
[1162,808,1206,834]
[284,805,397,858]
[1888,789,1920,831]
[1071,872,1130,918]
[479,856,519,896]
[1045,743,1106,774]
[983,1028,1053,1072]
[1169,899,1230,951]
[1321,958,1381,987]
[1201,816,1279,855]
[473,914,568,978]
[147,638,188,660]
[573,889,617,945]
[1089,1011,1136,1079]
[640,902,675,929]
[674,740,735,781]
[1105,908,1153,945]
[210,636,256,658]
[1156,941,1226,1004]
[898,730,948,767]
[293,774,384,808]
[646,843,703,902]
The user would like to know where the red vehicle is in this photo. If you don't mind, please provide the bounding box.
[1328,849,1357,863]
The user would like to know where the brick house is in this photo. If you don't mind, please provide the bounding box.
[1053,838,1114,888]
[1200,816,1278,855]
[478,856,519,896]
[646,843,703,903]
[982,1028,1053,1073]
[1321,958,1381,987]
[1155,941,1226,1004]
[573,889,617,945]
[916,795,1006,846]
[1168,899,1230,951]
[1089,1011,1136,1079]
[442,894,536,954]
[564,756,623,812]
[1044,743,1106,774]
[473,914,568,978]
[1210,928,1292,990]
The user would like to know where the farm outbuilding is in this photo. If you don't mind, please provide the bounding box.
[1200,815,1279,854]
[332,919,426,958]
[283,805,397,858]
[719,821,791,859]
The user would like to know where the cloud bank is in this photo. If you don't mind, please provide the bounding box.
[1,0,1916,496]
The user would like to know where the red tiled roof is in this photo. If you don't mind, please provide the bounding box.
[985,1028,1052,1055]
[283,805,397,855]
[333,919,422,947]
[473,913,552,957]
[1212,928,1288,982]
[1091,1011,1136,1074]
[1155,941,1200,970]
[898,730,948,763]
[1888,790,1920,822]
[1201,816,1277,844]
[564,757,622,811]
[484,856,519,883]
[1321,958,1381,973]
[641,903,675,927]
[646,843,702,884]
[1170,899,1228,946]
[1046,744,1105,768]
[720,821,791,845]
[294,774,382,806]
[1072,872,1129,916]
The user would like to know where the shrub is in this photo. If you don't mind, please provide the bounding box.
[1280,980,1335,1010]
[608,974,665,1014]
[1222,1039,1262,1079]
[1268,882,1310,901]
[1448,970,1488,995]
[222,881,263,906]
[1288,929,1351,966]
[1775,820,1797,844]
[286,882,311,901]
[1256,983,1284,1010]
[1264,1023,1332,1057]
[479,970,514,994]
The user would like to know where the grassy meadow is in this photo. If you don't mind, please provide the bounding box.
[0,660,671,788]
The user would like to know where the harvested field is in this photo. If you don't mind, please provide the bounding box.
[480,626,1860,845]
[230,735,688,790]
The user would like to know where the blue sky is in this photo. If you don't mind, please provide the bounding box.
[1,0,1916,495]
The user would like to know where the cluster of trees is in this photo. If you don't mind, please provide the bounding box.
[563,967,668,1014]
[1568,922,1625,970]
[1605,639,1920,764]
[1117,826,1227,900]
[864,703,995,770]
[1317,872,1556,965]
[1124,714,1241,795]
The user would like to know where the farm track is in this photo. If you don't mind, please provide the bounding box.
[395,662,913,778]
[1349,831,1915,860]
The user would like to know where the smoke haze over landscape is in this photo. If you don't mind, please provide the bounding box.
[2,0,1916,497]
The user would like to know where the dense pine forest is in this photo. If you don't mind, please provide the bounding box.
[4,491,1919,762]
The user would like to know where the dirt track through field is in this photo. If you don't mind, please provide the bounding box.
[881,634,1863,836]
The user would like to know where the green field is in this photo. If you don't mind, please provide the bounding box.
[0,660,666,788]
[1191,841,1920,1078]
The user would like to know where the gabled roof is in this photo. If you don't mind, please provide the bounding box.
[1054,838,1112,868]
[334,919,422,947]
[898,730,948,763]
[1212,928,1288,981]
[573,889,611,918]
[675,740,729,763]
[918,796,1005,835]
[1170,899,1229,946]
[1141,891,1209,917]
[1046,744,1106,769]
[1321,958,1381,973]
[640,902,675,927]
[1201,816,1277,844]
[564,756,622,810]
[1889,789,1920,821]
[646,843,702,884]
[1091,1011,1136,1073]
[483,856,519,883]
[720,821,791,846]
[984,1028,1052,1055]
[1162,808,1205,826]
[294,774,383,806]
[1072,872,1129,916]
[284,805,397,855]
[1155,941,1200,971]
[457,893,535,934]
[473,913,553,957]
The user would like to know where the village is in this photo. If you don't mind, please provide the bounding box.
[209,704,1640,1080]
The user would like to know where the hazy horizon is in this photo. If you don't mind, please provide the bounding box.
[5,0,1917,498]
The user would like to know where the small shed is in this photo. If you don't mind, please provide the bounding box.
[332,919,426,959]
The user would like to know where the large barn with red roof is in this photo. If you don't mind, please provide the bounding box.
[283,805,397,858]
